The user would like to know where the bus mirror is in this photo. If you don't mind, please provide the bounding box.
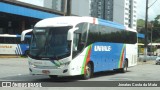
[21,29,33,41]
[67,27,79,40]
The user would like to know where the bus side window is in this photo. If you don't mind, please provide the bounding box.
[0,37,4,43]
[72,23,88,58]
[73,33,79,51]
[87,24,99,45]
[4,37,13,44]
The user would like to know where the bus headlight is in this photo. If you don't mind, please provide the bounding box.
[59,61,70,68]
[64,61,70,66]
[29,62,36,68]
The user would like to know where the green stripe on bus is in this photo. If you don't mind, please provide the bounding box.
[118,45,125,68]
[81,45,91,74]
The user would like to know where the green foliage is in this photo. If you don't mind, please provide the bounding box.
[137,15,160,43]
[153,15,160,27]
[137,19,145,27]
[155,39,160,43]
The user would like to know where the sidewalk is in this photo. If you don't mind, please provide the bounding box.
[0,55,21,58]
[138,60,155,65]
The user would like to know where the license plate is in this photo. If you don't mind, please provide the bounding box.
[42,70,50,74]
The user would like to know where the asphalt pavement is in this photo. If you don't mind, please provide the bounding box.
[0,58,160,90]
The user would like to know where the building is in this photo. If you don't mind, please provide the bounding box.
[90,0,137,29]
[112,0,137,29]
[72,0,90,16]
[71,0,137,29]
[18,0,66,13]
[16,0,137,29]
[0,0,63,34]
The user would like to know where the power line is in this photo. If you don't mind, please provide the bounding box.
[148,0,158,9]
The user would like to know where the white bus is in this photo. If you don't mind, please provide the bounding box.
[21,16,137,79]
[0,34,31,55]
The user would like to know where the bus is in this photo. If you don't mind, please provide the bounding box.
[21,16,137,79]
[0,34,31,56]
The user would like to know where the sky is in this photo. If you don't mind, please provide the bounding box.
[17,0,44,7]
[137,0,160,20]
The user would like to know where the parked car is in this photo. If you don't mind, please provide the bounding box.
[155,56,160,65]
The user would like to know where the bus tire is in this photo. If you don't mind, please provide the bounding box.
[83,63,92,80]
[49,75,58,79]
[120,60,128,73]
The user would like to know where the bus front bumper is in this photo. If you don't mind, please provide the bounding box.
[28,65,82,76]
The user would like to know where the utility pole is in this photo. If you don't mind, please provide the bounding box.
[103,0,106,19]
[63,0,67,16]
[66,0,72,16]
[144,0,149,62]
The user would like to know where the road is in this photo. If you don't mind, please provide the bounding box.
[0,58,160,90]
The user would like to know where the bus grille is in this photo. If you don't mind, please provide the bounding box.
[35,66,58,69]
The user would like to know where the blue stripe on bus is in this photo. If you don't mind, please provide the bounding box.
[19,44,29,55]
[98,19,126,30]
[15,44,29,55]
[16,47,19,55]
[18,45,22,55]
[15,48,18,55]
[16,35,31,38]
[17,44,21,55]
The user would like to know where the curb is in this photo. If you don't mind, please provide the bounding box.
[0,55,20,58]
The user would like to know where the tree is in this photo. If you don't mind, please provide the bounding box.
[137,15,160,43]
[153,15,160,27]
[137,19,145,27]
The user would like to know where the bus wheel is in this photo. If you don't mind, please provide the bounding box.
[83,63,92,80]
[49,75,58,79]
[120,60,128,73]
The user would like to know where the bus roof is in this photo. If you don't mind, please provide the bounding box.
[34,16,136,32]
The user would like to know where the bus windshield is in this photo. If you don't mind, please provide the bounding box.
[29,26,72,59]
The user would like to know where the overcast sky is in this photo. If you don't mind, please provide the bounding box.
[137,0,160,20]
[17,0,44,6]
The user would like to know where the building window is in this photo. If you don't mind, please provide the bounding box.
[125,18,128,20]
[133,24,136,27]
[125,8,129,10]
[125,13,129,15]
[108,6,110,9]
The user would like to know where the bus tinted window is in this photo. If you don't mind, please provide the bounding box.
[0,37,20,44]
[87,24,100,45]
[23,37,31,44]
[75,23,88,43]
[99,25,137,44]
[87,24,137,45]
[0,36,31,44]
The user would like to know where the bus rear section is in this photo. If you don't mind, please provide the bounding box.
[0,34,30,56]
